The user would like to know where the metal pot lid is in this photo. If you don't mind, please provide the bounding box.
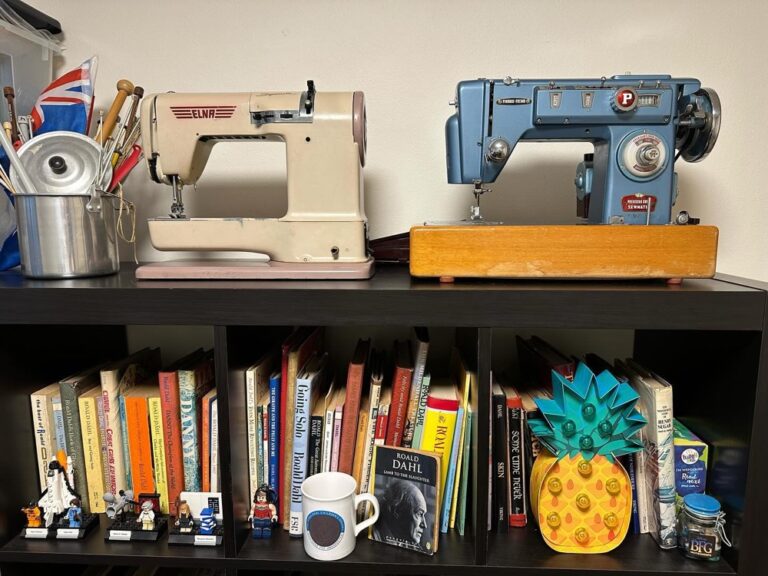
[10,131,112,195]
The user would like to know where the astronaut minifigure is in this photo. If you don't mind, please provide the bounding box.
[66,498,82,528]
[136,500,155,531]
[22,503,42,528]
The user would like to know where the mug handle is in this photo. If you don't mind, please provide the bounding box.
[353,493,380,536]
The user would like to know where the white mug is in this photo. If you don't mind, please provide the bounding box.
[301,472,379,561]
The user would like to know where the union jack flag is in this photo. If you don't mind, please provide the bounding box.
[30,56,97,135]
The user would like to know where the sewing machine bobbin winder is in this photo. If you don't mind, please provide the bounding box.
[135,81,373,280]
[410,75,721,281]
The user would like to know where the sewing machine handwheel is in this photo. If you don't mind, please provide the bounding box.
[353,91,366,167]
[676,87,721,163]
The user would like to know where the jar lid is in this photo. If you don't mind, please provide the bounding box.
[683,493,721,516]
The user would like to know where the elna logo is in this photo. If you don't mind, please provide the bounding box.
[170,106,237,119]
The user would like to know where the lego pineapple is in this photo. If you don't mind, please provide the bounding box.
[528,362,646,554]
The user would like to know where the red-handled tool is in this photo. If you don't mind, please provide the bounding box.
[109,144,142,192]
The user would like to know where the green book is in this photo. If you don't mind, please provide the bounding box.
[59,364,104,512]
[457,404,473,536]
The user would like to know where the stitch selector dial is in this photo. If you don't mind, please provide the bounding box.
[618,131,667,180]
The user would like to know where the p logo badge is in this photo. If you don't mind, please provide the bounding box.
[614,88,637,112]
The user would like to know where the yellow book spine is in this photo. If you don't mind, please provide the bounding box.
[450,371,472,527]
[78,394,106,513]
[352,412,369,491]
[420,406,457,504]
[149,397,170,514]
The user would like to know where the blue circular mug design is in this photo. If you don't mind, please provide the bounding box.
[306,510,345,551]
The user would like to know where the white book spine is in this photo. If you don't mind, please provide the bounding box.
[246,368,259,499]
[403,336,429,447]
[290,375,312,536]
[633,445,649,533]
[30,389,55,491]
[262,408,269,489]
[650,384,676,548]
[211,398,219,492]
[360,382,382,496]
[322,409,334,472]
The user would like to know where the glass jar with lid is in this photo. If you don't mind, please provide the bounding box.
[677,493,732,561]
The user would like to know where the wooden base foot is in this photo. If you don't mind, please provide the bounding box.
[439,276,455,284]
[666,278,683,286]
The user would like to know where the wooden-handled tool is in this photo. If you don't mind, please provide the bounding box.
[3,86,20,143]
[98,79,134,146]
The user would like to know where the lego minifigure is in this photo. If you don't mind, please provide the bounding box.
[21,503,42,528]
[198,507,216,535]
[137,500,155,531]
[175,500,194,534]
[103,489,135,523]
[249,484,277,539]
[66,498,82,528]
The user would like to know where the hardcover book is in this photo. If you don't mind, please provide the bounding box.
[385,340,414,447]
[339,338,371,474]
[148,395,170,513]
[30,383,59,491]
[123,385,158,496]
[369,445,440,555]
[419,382,459,504]
[78,387,106,513]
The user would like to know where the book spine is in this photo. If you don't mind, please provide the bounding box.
[246,368,259,499]
[101,372,124,498]
[51,393,67,455]
[650,387,676,548]
[403,341,429,448]
[30,391,54,491]
[625,454,640,534]
[421,404,458,504]
[441,405,464,533]
[60,383,90,512]
[148,397,170,514]
[262,406,269,488]
[79,394,106,512]
[456,408,473,536]
[278,345,291,523]
[449,401,470,528]
[374,405,388,447]
[119,395,133,492]
[385,367,413,447]
[202,392,212,493]
[179,370,201,491]
[125,396,155,495]
[634,446,649,533]
[268,374,280,492]
[158,371,184,515]
[411,373,432,450]
[339,361,365,474]
[211,398,219,492]
[489,396,503,530]
[322,408,334,472]
[507,404,526,527]
[96,395,110,493]
[308,415,323,476]
[360,383,381,497]
[289,375,312,536]
[352,412,369,491]
[257,405,264,490]
[331,406,343,472]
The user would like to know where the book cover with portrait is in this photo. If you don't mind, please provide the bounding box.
[369,445,440,555]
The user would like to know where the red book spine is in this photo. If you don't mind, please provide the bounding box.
[338,362,365,474]
[159,371,183,515]
[385,366,413,447]
[374,408,388,445]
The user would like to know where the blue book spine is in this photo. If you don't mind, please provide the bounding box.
[289,375,312,536]
[257,405,264,489]
[179,371,200,491]
[441,405,464,533]
[52,394,68,454]
[626,454,640,534]
[119,395,133,491]
[268,373,280,492]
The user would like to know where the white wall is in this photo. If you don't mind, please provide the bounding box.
[30,0,768,280]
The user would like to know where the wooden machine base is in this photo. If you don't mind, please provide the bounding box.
[410,225,718,280]
[136,259,375,280]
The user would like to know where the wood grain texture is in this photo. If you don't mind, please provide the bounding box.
[410,225,718,279]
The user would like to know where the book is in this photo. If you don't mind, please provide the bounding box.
[360,350,384,504]
[403,328,430,448]
[625,454,640,534]
[517,335,574,388]
[51,392,67,456]
[308,396,325,476]
[331,401,343,471]
[123,385,158,495]
[158,348,203,515]
[339,338,371,474]
[352,402,370,490]
[119,394,133,494]
[617,359,676,548]
[448,351,473,528]
[179,351,215,492]
[102,348,162,497]
[201,388,217,492]
[96,394,110,493]
[419,382,459,504]
[673,418,708,507]
[268,371,281,493]
[289,353,329,536]
[79,387,106,513]
[30,383,59,491]
[456,404,473,536]
[256,405,264,491]
[246,352,274,501]
[60,363,103,512]
[148,396,170,514]
[210,397,219,492]
[385,340,414,447]
[505,387,526,527]
[441,402,464,533]
[412,372,432,449]
[491,383,507,531]
[369,445,440,555]
[322,385,342,472]
[375,387,392,448]
[262,405,269,489]
[281,327,323,530]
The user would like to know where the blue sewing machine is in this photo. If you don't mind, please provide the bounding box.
[410,75,721,281]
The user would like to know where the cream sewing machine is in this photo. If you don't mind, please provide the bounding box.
[135,81,373,279]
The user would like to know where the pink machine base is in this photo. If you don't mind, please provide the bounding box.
[135,259,375,280]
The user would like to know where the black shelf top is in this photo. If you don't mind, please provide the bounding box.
[235,528,476,573]
[0,517,226,567]
[0,264,763,329]
[486,530,735,575]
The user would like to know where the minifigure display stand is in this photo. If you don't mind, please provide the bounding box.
[24,513,99,540]
[167,524,224,547]
[105,516,168,542]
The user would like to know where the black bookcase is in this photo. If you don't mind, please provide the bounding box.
[0,265,764,576]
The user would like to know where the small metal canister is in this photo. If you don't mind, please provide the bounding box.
[11,131,119,278]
